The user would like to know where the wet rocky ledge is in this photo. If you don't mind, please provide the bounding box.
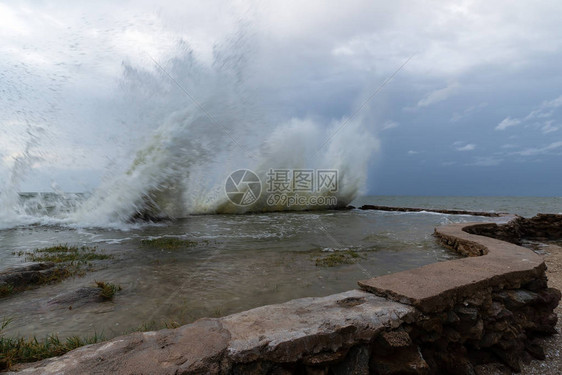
[358,204,508,217]
[0,262,57,293]
[8,214,562,375]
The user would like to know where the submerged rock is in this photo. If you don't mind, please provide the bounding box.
[359,205,506,217]
[47,287,105,309]
[0,262,56,290]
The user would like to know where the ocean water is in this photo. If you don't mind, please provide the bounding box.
[2,194,559,339]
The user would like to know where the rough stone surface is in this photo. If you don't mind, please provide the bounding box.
[0,262,56,289]
[464,214,562,245]
[359,222,546,313]
[221,290,416,364]
[11,290,416,374]
[46,287,105,308]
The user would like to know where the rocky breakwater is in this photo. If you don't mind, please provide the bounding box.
[463,213,562,244]
[359,205,507,217]
[359,214,561,373]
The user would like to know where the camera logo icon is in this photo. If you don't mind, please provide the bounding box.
[225,169,261,206]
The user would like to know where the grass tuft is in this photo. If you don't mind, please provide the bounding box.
[25,245,112,264]
[315,250,361,267]
[1,245,113,299]
[0,318,104,370]
[95,281,122,301]
[140,237,198,250]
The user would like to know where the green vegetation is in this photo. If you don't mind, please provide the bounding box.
[0,318,104,370]
[315,250,361,267]
[95,281,122,301]
[140,237,198,250]
[1,245,113,299]
[22,245,111,264]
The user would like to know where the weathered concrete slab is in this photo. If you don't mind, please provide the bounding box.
[12,290,416,374]
[221,290,417,363]
[359,222,546,313]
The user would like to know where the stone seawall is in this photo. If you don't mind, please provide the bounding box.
[10,215,562,374]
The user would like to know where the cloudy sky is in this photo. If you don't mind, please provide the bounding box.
[1,0,561,196]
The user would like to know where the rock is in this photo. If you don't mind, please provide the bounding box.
[359,205,504,217]
[371,330,430,374]
[445,328,462,342]
[523,278,548,292]
[464,293,492,309]
[230,361,275,375]
[538,287,562,308]
[495,290,540,309]
[533,311,558,334]
[434,345,476,375]
[487,301,505,318]
[13,319,231,375]
[446,311,460,324]
[47,287,104,308]
[480,332,503,348]
[375,330,413,353]
[524,339,545,360]
[464,213,562,244]
[492,346,522,372]
[331,346,369,375]
[371,343,429,375]
[0,262,56,289]
[0,262,55,275]
[456,306,479,321]
[302,349,348,366]
[466,319,484,340]
[220,290,415,364]
[417,317,443,338]
[519,214,562,239]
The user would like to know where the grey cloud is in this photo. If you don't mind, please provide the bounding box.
[416,82,460,108]
[515,141,562,157]
[456,144,476,152]
[496,94,562,132]
[496,117,521,131]
[466,156,503,167]
[382,121,399,131]
[2,1,562,195]
[451,102,488,122]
